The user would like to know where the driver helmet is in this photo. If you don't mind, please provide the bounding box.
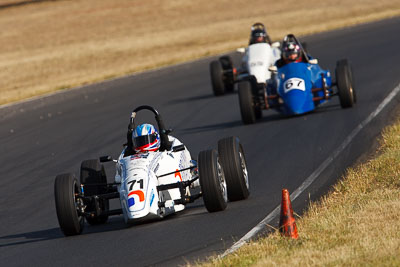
[283,41,302,62]
[133,123,160,153]
[249,23,270,44]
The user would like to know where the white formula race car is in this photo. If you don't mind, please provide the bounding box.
[209,23,281,97]
[54,105,250,236]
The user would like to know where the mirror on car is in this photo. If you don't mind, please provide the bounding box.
[100,155,113,162]
[271,41,280,48]
[236,47,245,53]
[172,144,185,152]
[268,65,278,72]
[309,59,318,64]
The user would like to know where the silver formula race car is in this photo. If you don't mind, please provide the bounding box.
[54,105,250,236]
[209,23,281,96]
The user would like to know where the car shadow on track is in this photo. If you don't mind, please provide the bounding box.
[259,102,344,123]
[313,103,343,113]
[85,207,209,233]
[181,113,285,133]
[180,102,344,134]
[181,120,243,134]
[0,227,63,248]
[0,217,130,246]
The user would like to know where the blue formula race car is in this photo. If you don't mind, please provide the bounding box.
[238,34,356,124]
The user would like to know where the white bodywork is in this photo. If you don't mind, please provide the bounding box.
[242,43,281,84]
[115,136,193,223]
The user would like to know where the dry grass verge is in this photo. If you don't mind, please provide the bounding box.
[199,120,400,266]
[1,0,400,105]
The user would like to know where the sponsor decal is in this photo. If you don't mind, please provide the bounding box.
[153,163,159,173]
[178,150,187,170]
[175,169,182,181]
[150,189,155,207]
[131,153,149,160]
[250,61,264,67]
[127,190,145,207]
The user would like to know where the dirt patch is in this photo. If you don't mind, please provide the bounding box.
[0,0,399,105]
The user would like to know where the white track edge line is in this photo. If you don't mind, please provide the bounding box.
[221,83,400,257]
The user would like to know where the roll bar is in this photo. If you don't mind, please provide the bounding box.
[251,22,265,31]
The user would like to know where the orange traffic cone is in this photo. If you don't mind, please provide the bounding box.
[279,188,298,239]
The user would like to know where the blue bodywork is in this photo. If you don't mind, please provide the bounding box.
[271,61,332,115]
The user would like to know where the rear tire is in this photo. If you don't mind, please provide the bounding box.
[255,107,262,119]
[218,137,250,201]
[210,60,225,96]
[219,56,235,92]
[80,159,109,225]
[238,81,256,124]
[198,150,228,212]
[54,173,84,236]
[336,59,355,108]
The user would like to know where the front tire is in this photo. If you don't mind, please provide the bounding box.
[238,81,256,124]
[198,149,228,212]
[54,173,84,236]
[336,59,355,108]
[345,60,357,103]
[80,159,109,225]
[218,137,249,201]
[210,60,225,96]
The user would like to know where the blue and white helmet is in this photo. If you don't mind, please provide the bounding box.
[133,124,160,153]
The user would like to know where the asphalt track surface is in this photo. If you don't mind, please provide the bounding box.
[1,17,400,266]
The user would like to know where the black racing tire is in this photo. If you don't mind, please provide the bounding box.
[210,60,225,96]
[346,61,357,103]
[255,107,262,119]
[54,173,84,236]
[219,55,233,70]
[219,56,235,92]
[198,149,228,212]
[336,59,355,108]
[218,137,250,201]
[80,159,109,225]
[238,80,256,124]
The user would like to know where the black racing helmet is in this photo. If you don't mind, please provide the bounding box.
[282,41,301,62]
[249,23,271,45]
[281,34,306,62]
